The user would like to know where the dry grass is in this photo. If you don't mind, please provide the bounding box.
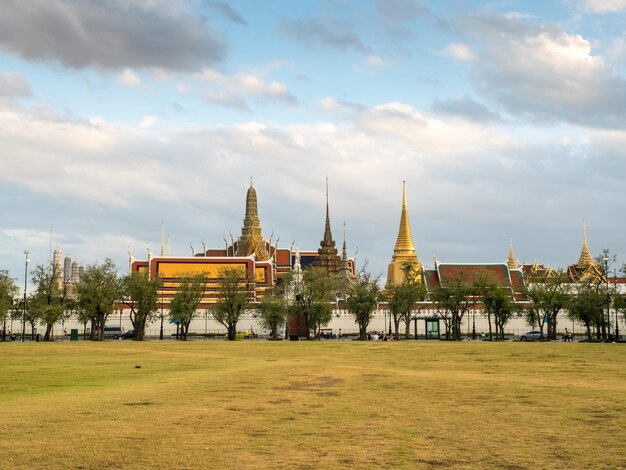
[0,341,625,469]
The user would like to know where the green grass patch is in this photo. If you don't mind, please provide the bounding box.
[0,341,625,469]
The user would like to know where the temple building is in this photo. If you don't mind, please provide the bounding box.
[129,181,356,308]
[386,181,423,288]
[567,224,604,282]
[311,179,342,273]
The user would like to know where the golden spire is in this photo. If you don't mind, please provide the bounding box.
[507,238,517,270]
[386,181,421,288]
[393,180,416,255]
[577,221,595,268]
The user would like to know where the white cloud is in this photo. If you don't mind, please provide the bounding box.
[320,97,342,112]
[139,115,158,128]
[584,0,626,12]
[463,14,626,127]
[367,55,385,66]
[119,69,141,86]
[442,43,475,61]
[0,71,31,98]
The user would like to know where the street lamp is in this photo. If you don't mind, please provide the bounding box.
[21,250,29,342]
[613,270,620,340]
[472,308,476,340]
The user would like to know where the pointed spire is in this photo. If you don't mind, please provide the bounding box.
[323,177,333,244]
[577,221,595,268]
[507,238,517,270]
[161,221,165,256]
[393,181,416,255]
[312,177,341,272]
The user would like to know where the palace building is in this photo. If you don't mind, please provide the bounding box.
[129,181,356,308]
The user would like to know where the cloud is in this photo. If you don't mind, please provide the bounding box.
[180,68,297,109]
[0,0,225,71]
[203,1,247,25]
[431,94,502,123]
[442,43,475,61]
[119,69,141,86]
[374,0,429,37]
[583,0,626,12]
[367,55,385,67]
[461,14,626,128]
[280,16,371,53]
[0,71,31,99]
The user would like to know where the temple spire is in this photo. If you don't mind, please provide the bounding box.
[577,221,594,268]
[236,182,269,260]
[386,181,422,287]
[393,180,416,255]
[312,178,341,272]
[507,238,517,270]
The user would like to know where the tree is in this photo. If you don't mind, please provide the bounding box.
[567,281,606,340]
[122,271,162,341]
[346,270,380,340]
[386,263,427,339]
[523,270,570,340]
[296,266,341,339]
[482,284,515,340]
[169,273,206,341]
[257,290,288,339]
[76,259,121,341]
[30,262,67,341]
[431,273,474,340]
[212,268,249,341]
[0,270,18,340]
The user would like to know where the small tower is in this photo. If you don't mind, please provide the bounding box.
[339,223,355,281]
[53,246,63,288]
[507,238,518,270]
[386,181,422,287]
[236,181,269,260]
[577,222,595,269]
[312,178,341,272]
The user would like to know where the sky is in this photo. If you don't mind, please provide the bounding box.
[1,0,626,290]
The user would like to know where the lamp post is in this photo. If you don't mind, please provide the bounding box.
[159,294,164,340]
[21,250,29,342]
[388,307,392,336]
[603,256,610,340]
[472,308,476,340]
[614,270,620,340]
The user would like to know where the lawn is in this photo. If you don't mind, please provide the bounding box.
[0,341,624,469]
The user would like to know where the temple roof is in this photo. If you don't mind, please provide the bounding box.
[312,178,341,272]
[236,182,269,260]
[577,223,595,268]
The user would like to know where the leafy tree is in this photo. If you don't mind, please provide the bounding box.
[431,272,474,340]
[258,289,288,339]
[482,284,515,340]
[0,270,18,340]
[30,262,67,341]
[615,293,626,328]
[76,259,121,341]
[169,273,206,341]
[567,281,606,340]
[386,263,427,339]
[296,266,341,339]
[346,270,380,340]
[122,271,162,341]
[212,268,249,341]
[523,269,570,340]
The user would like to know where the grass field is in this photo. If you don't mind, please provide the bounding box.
[0,341,625,469]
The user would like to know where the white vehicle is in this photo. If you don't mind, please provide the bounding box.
[103,325,124,339]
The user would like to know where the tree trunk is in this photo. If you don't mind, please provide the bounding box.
[359,324,367,340]
[393,315,400,339]
[228,323,236,341]
[44,323,53,341]
[404,318,410,339]
[487,313,493,340]
[585,322,592,341]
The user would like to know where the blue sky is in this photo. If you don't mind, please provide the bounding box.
[1,0,626,289]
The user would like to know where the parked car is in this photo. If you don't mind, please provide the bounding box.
[520,330,543,342]
[122,330,136,340]
[235,331,257,340]
[103,325,124,339]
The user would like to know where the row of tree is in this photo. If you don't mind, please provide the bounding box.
[1,255,625,342]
